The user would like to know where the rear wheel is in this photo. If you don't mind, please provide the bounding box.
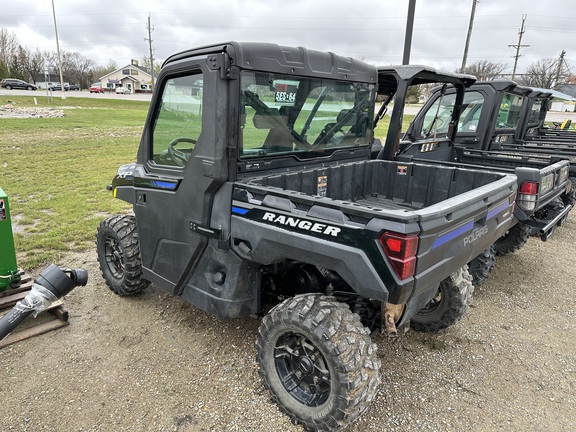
[468,246,496,286]
[493,223,530,256]
[96,214,150,295]
[410,267,473,332]
[257,294,380,431]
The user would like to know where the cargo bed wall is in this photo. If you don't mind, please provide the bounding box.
[245,160,503,210]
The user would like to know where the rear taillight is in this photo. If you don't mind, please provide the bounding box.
[380,232,419,280]
[518,181,538,211]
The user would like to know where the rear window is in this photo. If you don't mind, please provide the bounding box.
[239,71,375,159]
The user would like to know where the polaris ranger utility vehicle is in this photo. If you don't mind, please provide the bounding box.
[96,42,517,431]
[398,78,574,249]
[521,88,576,143]
[370,65,568,281]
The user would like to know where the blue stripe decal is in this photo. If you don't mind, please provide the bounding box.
[151,180,177,190]
[432,221,474,249]
[487,202,509,221]
[232,206,249,215]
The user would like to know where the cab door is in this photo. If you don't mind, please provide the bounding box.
[134,65,223,294]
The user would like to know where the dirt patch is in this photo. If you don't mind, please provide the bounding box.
[0,218,575,431]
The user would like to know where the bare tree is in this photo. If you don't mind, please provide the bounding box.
[0,28,20,77]
[89,59,118,86]
[459,60,506,81]
[65,52,95,88]
[22,48,44,83]
[42,50,94,88]
[517,58,564,89]
[139,56,161,76]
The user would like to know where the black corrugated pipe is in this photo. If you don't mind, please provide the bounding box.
[0,264,88,341]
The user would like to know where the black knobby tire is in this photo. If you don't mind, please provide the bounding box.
[96,214,150,295]
[468,246,496,286]
[410,266,474,333]
[493,222,530,256]
[257,294,380,431]
[565,176,576,206]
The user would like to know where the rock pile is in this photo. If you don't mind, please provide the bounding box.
[0,104,65,118]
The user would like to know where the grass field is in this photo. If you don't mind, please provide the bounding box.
[0,95,412,270]
[1,96,149,268]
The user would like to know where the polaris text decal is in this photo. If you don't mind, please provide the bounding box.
[262,212,341,237]
[463,226,489,246]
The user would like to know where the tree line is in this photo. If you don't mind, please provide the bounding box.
[0,28,119,89]
[2,27,574,91]
[459,56,574,89]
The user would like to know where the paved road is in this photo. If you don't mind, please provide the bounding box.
[0,88,153,102]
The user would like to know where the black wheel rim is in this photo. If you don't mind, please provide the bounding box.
[274,331,331,407]
[104,235,125,280]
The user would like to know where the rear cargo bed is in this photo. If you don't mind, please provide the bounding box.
[240,159,506,212]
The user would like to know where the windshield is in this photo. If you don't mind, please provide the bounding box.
[239,71,375,159]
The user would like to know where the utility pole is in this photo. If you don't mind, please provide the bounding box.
[402,0,416,65]
[553,50,566,88]
[146,13,155,90]
[461,0,479,72]
[51,0,66,99]
[508,14,530,81]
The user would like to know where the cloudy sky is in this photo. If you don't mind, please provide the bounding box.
[2,0,576,74]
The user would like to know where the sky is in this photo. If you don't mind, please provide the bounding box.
[2,0,576,74]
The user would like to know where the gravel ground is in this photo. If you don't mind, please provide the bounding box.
[1,217,575,432]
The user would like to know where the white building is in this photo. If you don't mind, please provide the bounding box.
[96,61,154,93]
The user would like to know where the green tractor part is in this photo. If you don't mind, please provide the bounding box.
[0,187,20,291]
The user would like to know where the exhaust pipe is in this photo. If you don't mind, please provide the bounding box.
[383,302,405,338]
[0,264,88,341]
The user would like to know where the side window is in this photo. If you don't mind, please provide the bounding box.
[152,72,203,167]
[527,98,544,127]
[458,92,484,133]
[497,93,524,129]
[420,93,456,137]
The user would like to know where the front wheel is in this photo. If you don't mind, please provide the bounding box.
[410,266,474,332]
[96,214,150,295]
[257,294,380,431]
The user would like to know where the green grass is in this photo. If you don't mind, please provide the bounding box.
[1,96,149,269]
[374,113,415,140]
